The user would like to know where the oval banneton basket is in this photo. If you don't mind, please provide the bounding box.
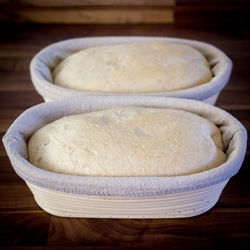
[30,36,232,105]
[3,96,247,218]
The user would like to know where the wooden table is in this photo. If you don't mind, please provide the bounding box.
[0,23,250,249]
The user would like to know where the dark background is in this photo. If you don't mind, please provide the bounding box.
[0,0,250,249]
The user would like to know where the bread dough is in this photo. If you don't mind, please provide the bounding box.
[28,107,226,177]
[52,41,212,93]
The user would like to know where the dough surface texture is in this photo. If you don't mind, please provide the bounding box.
[28,107,226,177]
[52,41,212,93]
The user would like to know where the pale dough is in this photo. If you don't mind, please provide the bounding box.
[52,41,212,93]
[28,107,226,177]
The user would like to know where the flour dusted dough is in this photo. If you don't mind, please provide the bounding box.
[28,107,226,177]
[52,41,212,93]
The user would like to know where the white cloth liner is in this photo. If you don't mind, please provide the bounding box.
[2,96,247,197]
[30,36,232,102]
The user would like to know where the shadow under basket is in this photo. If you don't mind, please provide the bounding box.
[3,96,247,218]
[30,36,232,105]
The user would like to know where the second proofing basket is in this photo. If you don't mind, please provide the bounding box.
[2,96,247,218]
[30,36,232,104]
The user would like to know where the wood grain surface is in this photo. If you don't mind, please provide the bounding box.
[0,0,175,24]
[1,0,250,25]
[0,22,250,249]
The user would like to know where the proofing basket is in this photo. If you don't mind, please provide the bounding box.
[3,96,246,218]
[30,36,232,105]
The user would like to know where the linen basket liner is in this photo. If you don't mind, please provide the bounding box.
[30,36,232,101]
[2,96,247,197]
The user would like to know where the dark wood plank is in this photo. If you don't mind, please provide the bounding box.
[0,156,24,183]
[0,212,50,246]
[0,182,40,212]
[0,4,174,24]
[0,57,31,72]
[47,211,250,248]
[175,0,250,27]
[216,89,250,109]
[17,0,175,7]
[0,247,147,250]
[0,91,43,109]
